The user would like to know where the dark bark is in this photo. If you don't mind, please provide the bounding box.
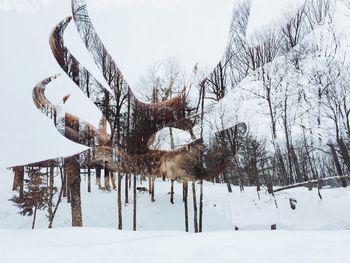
[66,167,71,204]
[12,166,24,198]
[48,167,65,228]
[87,166,91,193]
[47,166,54,226]
[118,172,122,230]
[223,171,232,193]
[183,181,189,232]
[104,165,111,190]
[329,144,343,178]
[32,205,38,229]
[199,180,204,232]
[65,156,83,227]
[338,138,350,172]
[133,174,137,231]
[96,166,101,187]
[151,177,155,202]
[125,173,129,204]
[192,181,198,233]
[170,180,174,204]
[290,146,302,183]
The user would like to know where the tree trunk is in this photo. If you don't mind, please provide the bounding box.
[65,156,83,227]
[62,168,67,198]
[338,138,350,172]
[183,181,189,232]
[32,205,37,230]
[290,145,302,183]
[111,172,117,190]
[199,180,204,232]
[223,171,232,193]
[148,175,151,193]
[47,166,54,226]
[12,166,24,197]
[48,167,65,228]
[118,172,122,230]
[87,167,91,193]
[125,173,129,204]
[192,181,198,233]
[96,166,101,187]
[170,180,174,204]
[151,176,155,202]
[104,165,111,190]
[329,144,343,177]
[66,166,71,204]
[133,174,137,231]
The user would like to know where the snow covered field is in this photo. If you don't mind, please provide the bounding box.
[1,228,349,263]
[2,168,350,231]
[1,169,350,262]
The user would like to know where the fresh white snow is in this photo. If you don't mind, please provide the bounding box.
[1,228,349,263]
[1,168,350,262]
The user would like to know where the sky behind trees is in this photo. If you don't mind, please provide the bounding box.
[0,0,298,169]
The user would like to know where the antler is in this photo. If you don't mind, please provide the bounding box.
[33,75,108,147]
[50,13,197,154]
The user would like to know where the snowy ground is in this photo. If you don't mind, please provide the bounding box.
[1,228,349,263]
[1,168,350,262]
[2,168,350,231]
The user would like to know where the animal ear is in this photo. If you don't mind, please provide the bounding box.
[63,94,71,104]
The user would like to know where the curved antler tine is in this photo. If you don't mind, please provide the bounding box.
[33,76,107,147]
[49,17,118,126]
[72,0,130,96]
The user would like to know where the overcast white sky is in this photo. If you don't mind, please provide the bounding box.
[0,0,301,169]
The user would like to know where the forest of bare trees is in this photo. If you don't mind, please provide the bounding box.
[8,0,350,232]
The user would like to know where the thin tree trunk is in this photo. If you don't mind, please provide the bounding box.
[133,174,137,231]
[329,144,343,177]
[47,166,54,226]
[48,167,65,228]
[62,168,67,198]
[66,166,71,204]
[170,180,174,204]
[111,172,117,190]
[87,167,91,193]
[125,173,129,204]
[151,176,155,202]
[104,165,111,190]
[183,181,189,232]
[223,171,232,193]
[338,138,350,172]
[32,205,38,229]
[96,166,101,187]
[192,181,198,233]
[118,172,122,230]
[199,180,204,232]
[290,145,302,183]
[148,175,152,195]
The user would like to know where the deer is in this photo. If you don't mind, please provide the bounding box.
[12,0,247,184]
[136,187,149,194]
